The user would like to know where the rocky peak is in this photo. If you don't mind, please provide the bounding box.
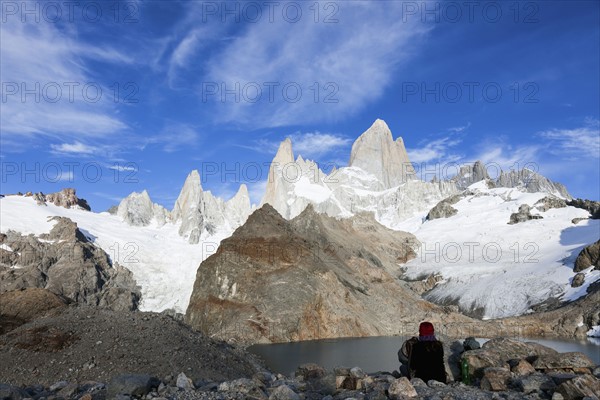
[453,160,491,189]
[496,168,571,199]
[262,139,296,211]
[348,119,416,189]
[30,188,91,211]
[117,190,168,227]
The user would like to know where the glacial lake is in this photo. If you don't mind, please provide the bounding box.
[248,336,600,376]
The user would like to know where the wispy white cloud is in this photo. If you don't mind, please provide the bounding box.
[408,136,463,164]
[144,123,201,153]
[200,2,430,127]
[50,141,97,155]
[244,131,350,159]
[538,118,600,159]
[0,17,129,149]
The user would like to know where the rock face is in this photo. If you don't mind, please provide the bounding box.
[426,191,472,220]
[171,171,252,244]
[185,204,481,344]
[534,196,567,212]
[574,240,600,272]
[496,169,571,199]
[567,198,600,219]
[348,119,416,189]
[117,190,170,226]
[0,217,140,311]
[28,188,91,211]
[261,121,458,225]
[452,161,490,190]
[508,204,543,224]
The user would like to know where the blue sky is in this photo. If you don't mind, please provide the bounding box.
[1,0,599,211]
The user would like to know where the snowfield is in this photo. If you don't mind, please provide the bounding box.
[398,185,600,319]
[0,195,230,313]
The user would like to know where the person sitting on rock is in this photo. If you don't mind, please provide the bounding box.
[407,322,447,383]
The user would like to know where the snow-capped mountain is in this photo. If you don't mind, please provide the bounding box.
[0,119,596,321]
[397,182,598,319]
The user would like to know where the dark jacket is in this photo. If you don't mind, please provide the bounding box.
[408,340,446,383]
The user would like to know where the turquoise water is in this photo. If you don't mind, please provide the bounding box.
[248,336,600,376]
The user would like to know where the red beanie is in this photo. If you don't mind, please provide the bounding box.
[419,321,435,336]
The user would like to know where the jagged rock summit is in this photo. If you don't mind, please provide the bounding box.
[349,119,416,189]
[114,170,253,244]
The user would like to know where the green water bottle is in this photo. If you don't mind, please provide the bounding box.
[461,358,471,385]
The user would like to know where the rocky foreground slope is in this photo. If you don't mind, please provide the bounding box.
[0,305,263,386]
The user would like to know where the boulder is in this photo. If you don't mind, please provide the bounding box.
[176,372,194,390]
[388,377,417,399]
[514,372,556,394]
[107,374,159,398]
[532,352,595,371]
[480,367,512,391]
[574,240,600,272]
[535,196,567,212]
[0,384,28,400]
[295,363,327,380]
[571,273,585,288]
[508,204,543,224]
[426,201,458,220]
[218,378,265,398]
[268,384,300,400]
[511,359,536,376]
[462,338,557,379]
[556,374,600,399]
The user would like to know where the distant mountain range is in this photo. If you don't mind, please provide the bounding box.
[1,119,598,343]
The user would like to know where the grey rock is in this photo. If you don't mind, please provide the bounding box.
[218,378,265,397]
[452,161,490,189]
[0,384,28,400]
[547,372,578,386]
[515,372,556,394]
[426,200,458,220]
[574,240,600,272]
[571,273,585,288]
[295,364,327,381]
[350,367,365,379]
[496,169,571,199]
[427,380,446,388]
[175,372,194,390]
[532,352,595,370]
[534,196,567,212]
[510,360,536,376]
[508,204,543,225]
[567,198,600,219]
[0,217,141,312]
[107,374,158,398]
[556,374,600,399]
[388,377,417,399]
[48,381,69,392]
[268,384,300,400]
[463,337,481,351]
[410,378,427,387]
[480,367,512,391]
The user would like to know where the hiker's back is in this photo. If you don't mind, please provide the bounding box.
[409,340,446,383]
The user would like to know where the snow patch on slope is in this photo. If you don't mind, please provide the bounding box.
[401,186,598,319]
[0,195,226,313]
